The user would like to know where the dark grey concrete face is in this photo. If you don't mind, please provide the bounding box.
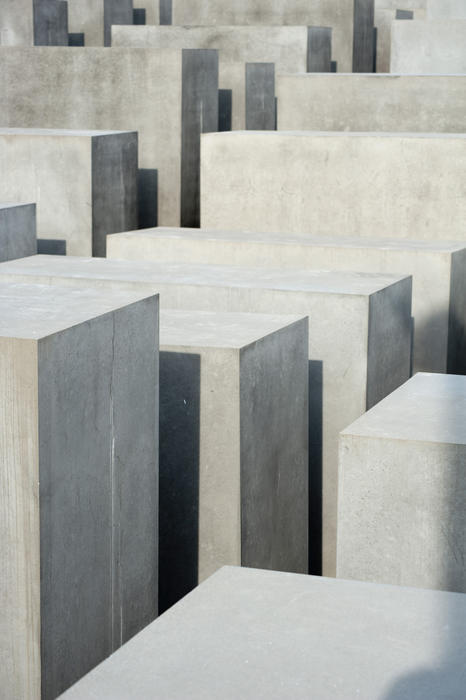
[307,26,332,72]
[245,63,275,131]
[33,0,69,45]
[396,9,414,19]
[138,169,158,229]
[68,32,84,45]
[104,0,133,47]
[38,296,158,699]
[37,239,67,255]
[218,89,232,132]
[448,248,466,375]
[353,0,375,71]
[0,203,36,262]
[331,60,337,71]
[159,0,172,24]
[133,8,146,23]
[240,324,309,573]
[181,49,219,228]
[91,132,138,257]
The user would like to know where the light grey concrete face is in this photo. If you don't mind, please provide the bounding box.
[338,373,466,594]
[167,0,353,72]
[0,282,159,700]
[0,255,413,577]
[107,229,466,375]
[0,47,218,228]
[426,0,466,18]
[353,0,375,72]
[59,566,466,700]
[0,0,34,45]
[374,8,424,72]
[390,19,466,72]
[0,203,37,262]
[245,63,275,131]
[276,74,466,133]
[111,25,308,130]
[159,310,308,612]
[0,128,137,257]
[201,131,466,241]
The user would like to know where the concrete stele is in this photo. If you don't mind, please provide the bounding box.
[0,202,37,262]
[390,19,466,73]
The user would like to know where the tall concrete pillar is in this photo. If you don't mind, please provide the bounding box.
[353,0,375,71]
[307,27,332,72]
[245,63,275,131]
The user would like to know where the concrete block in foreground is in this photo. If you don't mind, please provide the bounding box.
[0,202,37,262]
[59,566,466,699]
[0,282,159,699]
[338,373,466,594]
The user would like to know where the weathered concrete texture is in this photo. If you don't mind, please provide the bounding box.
[159,310,308,611]
[201,131,466,241]
[0,0,34,45]
[107,229,466,375]
[0,203,37,262]
[391,20,466,73]
[246,64,275,131]
[59,566,466,700]
[67,1,159,45]
[104,0,133,46]
[374,8,424,72]
[0,128,137,257]
[168,0,353,72]
[307,26,332,72]
[338,373,466,594]
[276,74,466,133]
[427,0,466,18]
[0,47,217,228]
[33,0,69,46]
[0,255,413,577]
[111,25,308,130]
[0,282,159,700]
[353,0,375,72]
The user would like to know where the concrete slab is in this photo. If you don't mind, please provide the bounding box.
[0,282,159,699]
[67,0,159,45]
[167,0,354,72]
[276,73,466,133]
[338,373,466,594]
[59,566,466,700]
[0,255,413,576]
[427,0,466,18]
[0,127,137,257]
[33,0,69,46]
[159,310,308,611]
[111,25,309,130]
[0,203,37,262]
[103,0,132,46]
[391,19,466,73]
[201,131,466,241]
[0,0,34,46]
[374,8,426,72]
[107,228,466,375]
[0,47,218,227]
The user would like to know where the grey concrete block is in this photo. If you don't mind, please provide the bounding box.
[133,8,146,23]
[59,566,466,699]
[0,128,138,257]
[0,282,159,699]
[201,131,466,242]
[391,19,466,72]
[0,47,218,228]
[374,7,424,71]
[426,0,466,18]
[68,31,85,45]
[0,255,413,577]
[159,0,172,24]
[0,202,37,262]
[159,310,308,611]
[277,74,466,133]
[338,373,466,594]
[353,0,375,71]
[33,0,69,46]
[107,229,466,375]
[111,25,308,130]
[104,0,133,46]
[307,26,332,72]
[218,89,232,132]
[245,63,275,131]
[396,9,414,18]
[0,0,34,46]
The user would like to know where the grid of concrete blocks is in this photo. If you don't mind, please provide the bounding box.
[0,0,465,698]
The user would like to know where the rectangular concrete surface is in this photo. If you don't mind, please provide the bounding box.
[107,228,466,375]
[276,74,466,133]
[0,0,34,45]
[0,128,137,256]
[427,0,466,18]
[59,566,466,700]
[374,7,425,73]
[200,131,466,241]
[0,282,159,699]
[390,20,466,73]
[0,254,413,577]
[68,0,159,45]
[0,47,219,227]
[0,202,37,262]
[338,373,466,594]
[159,310,308,612]
[111,25,310,130]
[167,0,354,72]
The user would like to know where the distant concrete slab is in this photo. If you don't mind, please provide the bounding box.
[0,202,37,262]
[391,19,466,72]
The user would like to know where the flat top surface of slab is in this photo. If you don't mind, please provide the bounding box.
[342,373,466,445]
[160,309,304,349]
[278,72,466,78]
[61,566,466,700]
[0,282,156,339]
[117,228,466,253]
[0,127,132,138]
[0,202,34,209]
[205,130,466,141]
[0,255,407,296]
